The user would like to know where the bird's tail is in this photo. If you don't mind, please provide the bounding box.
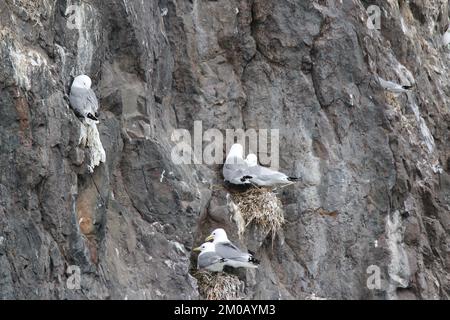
[240,175,253,182]
[86,113,99,121]
[249,256,260,265]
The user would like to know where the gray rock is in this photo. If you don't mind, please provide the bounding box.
[0,0,448,299]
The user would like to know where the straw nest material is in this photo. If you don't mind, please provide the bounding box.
[230,187,284,242]
[193,270,244,300]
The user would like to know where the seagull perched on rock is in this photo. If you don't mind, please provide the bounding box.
[205,228,259,269]
[243,153,298,187]
[193,242,228,272]
[376,76,412,95]
[222,144,252,185]
[69,75,100,122]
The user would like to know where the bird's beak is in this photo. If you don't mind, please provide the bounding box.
[205,235,214,242]
[193,247,201,252]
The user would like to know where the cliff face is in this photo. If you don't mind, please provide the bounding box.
[0,0,449,300]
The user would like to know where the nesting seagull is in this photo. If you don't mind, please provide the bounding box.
[376,76,412,95]
[222,144,252,185]
[69,75,100,122]
[243,153,298,187]
[193,242,228,272]
[205,228,259,269]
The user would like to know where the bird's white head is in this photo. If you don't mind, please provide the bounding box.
[193,242,215,253]
[245,153,258,167]
[226,144,244,163]
[72,75,92,89]
[205,228,228,243]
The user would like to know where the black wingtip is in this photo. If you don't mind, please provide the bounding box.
[249,256,260,265]
[240,175,253,182]
[288,177,300,181]
[86,113,98,121]
[402,85,413,90]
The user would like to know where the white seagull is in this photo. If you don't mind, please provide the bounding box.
[69,75,100,122]
[376,76,412,95]
[193,242,228,272]
[243,153,298,187]
[222,144,252,185]
[205,228,259,269]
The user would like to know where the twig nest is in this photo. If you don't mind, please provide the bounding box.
[193,271,244,300]
[229,187,285,243]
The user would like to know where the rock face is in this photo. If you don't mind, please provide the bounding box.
[0,0,449,300]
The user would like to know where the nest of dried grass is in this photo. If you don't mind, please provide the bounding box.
[193,270,244,300]
[230,187,284,243]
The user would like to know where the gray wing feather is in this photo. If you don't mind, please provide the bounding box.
[86,88,99,113]
[223,164,248,181]
[247,165,288,183]
[223,157,250,182]
[215,242,249,262]
[69,88,85,115]
[377,77,410,93]
[197,252,224,269]
[69,87,99,116]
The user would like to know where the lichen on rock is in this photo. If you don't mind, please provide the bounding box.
[0,0,449,300]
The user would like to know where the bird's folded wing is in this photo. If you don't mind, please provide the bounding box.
[248,165,288,181]
[70,87,99,115]
[198,252,225,269]
[215,242,248,261]
[69,88,85,114]
[87,88,99,113]
[223,161,250,181]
